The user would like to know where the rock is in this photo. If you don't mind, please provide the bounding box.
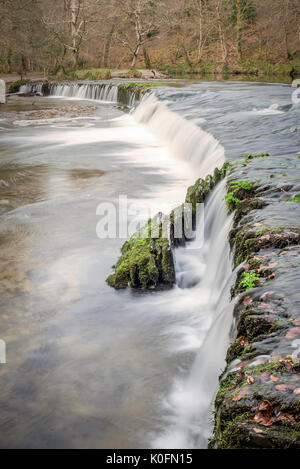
[211,162,300,449]
[107,163,228,290]
[106,232,175,290]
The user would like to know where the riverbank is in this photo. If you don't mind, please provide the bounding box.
[2,58,300,91]
[210,152,300,448]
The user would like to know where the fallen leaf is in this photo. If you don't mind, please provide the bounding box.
[243,296,251,306]
[270,374,279,382]
[258,303,272,309]
[260,234,271,241]
[259,400,273,412]
[262,262,277,269]
[275,384,294,392]
[253,427,264,434]
[293,388,300,395]
[260,291,275,301]
[237,360,250,369]
[285,327,300,339]
[267,272,277,280]
[240,336,249,347]
[232,386,251,401]
[244,263,250,271]
[254,412,273,426]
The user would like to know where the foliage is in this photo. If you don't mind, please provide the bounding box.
[239,270,260,290]
[230,180,252,191]
[225,192,241,212]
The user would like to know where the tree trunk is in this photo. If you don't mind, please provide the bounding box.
[236,0,243,60]
[70,0,79,68]
[104,25,115,68]
[197,0,203,61]
[181,43,192,68]
[131,44,140,68]
[143,47,151,69]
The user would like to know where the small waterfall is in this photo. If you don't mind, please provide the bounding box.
[49,82,119,102]
[153,180,235,449]
[19,82,44,94]
[133,94,225,177]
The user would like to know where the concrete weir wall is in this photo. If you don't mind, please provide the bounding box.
[0,79,6,104]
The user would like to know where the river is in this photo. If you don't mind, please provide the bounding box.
[0,79,299,448]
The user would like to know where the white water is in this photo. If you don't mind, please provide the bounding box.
[19,82,43,94]
[12,81,233,448]
[150,181,234,448]
[133,94,225,177]
[48,82,232,447]
[50,82,119,103]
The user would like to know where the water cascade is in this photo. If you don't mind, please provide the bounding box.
[49,82,119,103]
[13,80,234,448]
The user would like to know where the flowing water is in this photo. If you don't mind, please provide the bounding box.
[0,80,299,448]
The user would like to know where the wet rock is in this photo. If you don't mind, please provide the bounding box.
[106,232,175,290]
[107,164,228,290]
[211,155,300,449]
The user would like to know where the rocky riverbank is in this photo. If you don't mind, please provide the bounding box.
[210,152,300,449]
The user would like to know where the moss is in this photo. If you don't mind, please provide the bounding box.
[9,78,30,93]
[225,179,256,212]
[107,234,175,290]
[231,226,300,267]
[243,152,270,163]
[286,192,300,203]
[233,199,267,226]
[213,413,300,449]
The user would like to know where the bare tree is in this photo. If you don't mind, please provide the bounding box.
[115,0,163,68]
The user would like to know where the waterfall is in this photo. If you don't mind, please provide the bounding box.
[49,82,119,103]
[133,94,225,177]
[19,82,44,94]
[153,180,235,449]
[34,80,225,176]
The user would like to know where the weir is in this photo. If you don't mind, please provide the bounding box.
[12,79,300,449]
[15,79,235,448]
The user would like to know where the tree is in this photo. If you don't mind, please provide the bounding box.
[232,0,256,59]
[42,0,103,70]
[116,0,163,68]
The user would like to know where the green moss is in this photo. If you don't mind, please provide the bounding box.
[224,192,241,212]
[107,233,175,290]
[286,192,300,203]
[230,180,253,191]
[243,152,269,163]
[225,179,255,212]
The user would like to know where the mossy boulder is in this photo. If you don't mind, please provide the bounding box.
[106,226,175,290]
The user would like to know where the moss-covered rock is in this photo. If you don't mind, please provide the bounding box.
[107,164,228,290]
[106,234,175,290]
[211,166,300,449]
